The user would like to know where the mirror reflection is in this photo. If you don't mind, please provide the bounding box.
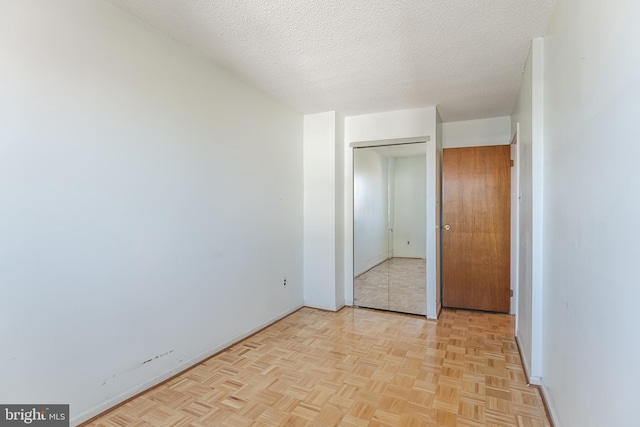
[353,143,427,315]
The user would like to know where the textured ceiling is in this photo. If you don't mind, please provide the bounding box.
[108,0,555,122]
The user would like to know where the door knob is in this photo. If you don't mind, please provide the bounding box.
[443,224,451,231]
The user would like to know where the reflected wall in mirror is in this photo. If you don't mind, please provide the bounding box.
[353,143,427,316]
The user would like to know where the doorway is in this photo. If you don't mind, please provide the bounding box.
[441,145,511,313]
[353,143,427,315]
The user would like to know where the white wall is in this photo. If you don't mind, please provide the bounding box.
[353,149,390,275]
[346,108,437,143]
[334,114,345,308]
[511,39,544,385]
[0,1,303,424]
[442,116,511,148]
[392,156,427,258]
[344,106,439,318]
[541,0,640,425]
[303,111,345,311]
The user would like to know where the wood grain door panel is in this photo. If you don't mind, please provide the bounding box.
[442,146,510,313]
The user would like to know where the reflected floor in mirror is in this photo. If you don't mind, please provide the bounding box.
[354,257,426,315]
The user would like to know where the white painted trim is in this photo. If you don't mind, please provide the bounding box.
[510,123,520,319]
[530,37,545,379]
[71,303,304,426]
[540,378,561,426]
[344,299,353,306]
[350,136,430,148]
[515,335,531,379]
[516,334,542,386]
[348,137,438,319]
[344,145,355,310]
[304,302,340,311]
[529,376,542,386]
[425,139,439,319]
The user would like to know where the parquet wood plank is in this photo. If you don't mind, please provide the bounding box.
[83,308,551,427]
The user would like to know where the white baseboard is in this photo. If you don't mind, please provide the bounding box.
[528,375,542,386]
[515,335,534,383]
[72,303,304,426]
[515,337,557,426]
[540,378,560,427]
[425,301,440,320]
[303,301,341,312]
[345,299,353,306]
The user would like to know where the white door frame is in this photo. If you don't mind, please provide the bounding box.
[510,123,520,320]
[346,136,441,319]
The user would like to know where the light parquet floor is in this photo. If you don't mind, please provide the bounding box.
[85,307,551,427]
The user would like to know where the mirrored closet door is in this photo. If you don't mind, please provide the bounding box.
[353,143,427,316]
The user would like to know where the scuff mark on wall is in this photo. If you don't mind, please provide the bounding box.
[142,350,174,365]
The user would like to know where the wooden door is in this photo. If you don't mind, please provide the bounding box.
[442,146,510,313]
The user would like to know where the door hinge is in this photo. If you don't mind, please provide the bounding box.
[510,289,514,297]
[510,160,514,167]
